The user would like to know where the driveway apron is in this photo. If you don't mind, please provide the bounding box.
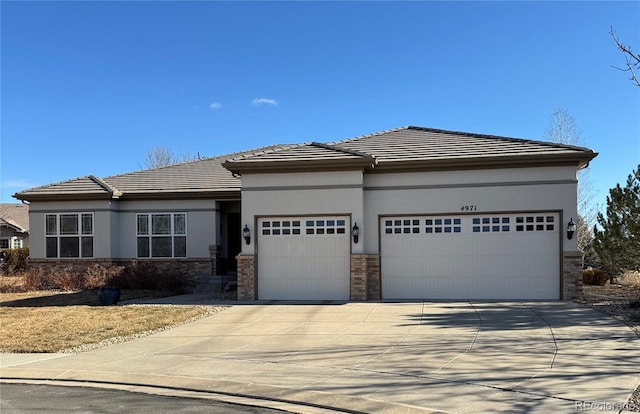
[2,302,639,413]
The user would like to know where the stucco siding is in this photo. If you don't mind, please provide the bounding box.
[241,171,365,255]
[28,211,45,258]
[242,170,364,188]
[364,166,577,188]
[115,199,218,259]
[28,199,220,260]
[28,200,116,259]
[364,180,577,253]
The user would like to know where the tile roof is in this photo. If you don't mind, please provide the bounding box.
[0,203,29,232]
[222,142,376,174]
[14,126,598,201]
[329,126,597,170]
[224,126,597,173]
[14,145,288,201]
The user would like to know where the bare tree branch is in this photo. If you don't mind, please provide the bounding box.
[143,146,200,169]
[145,146,175,169]
[545,109,598,252]
[610,26,640,87]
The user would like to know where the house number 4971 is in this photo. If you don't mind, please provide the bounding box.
[460,205,477,212]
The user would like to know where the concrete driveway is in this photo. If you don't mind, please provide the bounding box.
[2,301,640,413]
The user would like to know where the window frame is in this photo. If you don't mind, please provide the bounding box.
[44,212,94,258]
[136,212,187,258]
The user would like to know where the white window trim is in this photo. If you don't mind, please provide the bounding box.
[44,212,94,258]
[136,212,187,258]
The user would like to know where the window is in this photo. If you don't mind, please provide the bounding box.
[137,213,186,258]
[263,218,343,236]
[516,216,556,232]
[262,220,301,235]
[425,217,461,234]
[0,239,8,249]
[12,239,23,249]
[472,216,511,233]
[384,217,421,234]
[45,213,93,258]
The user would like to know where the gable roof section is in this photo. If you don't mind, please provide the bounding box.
[0,203,29,233]
[222,142,376,174]
[14,145,288,202]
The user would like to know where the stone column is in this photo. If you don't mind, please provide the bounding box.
[236,254,257,301]
[350,255,368,301]
[562,251,583,301]
[350,254,381,301]
[365,255,381,300]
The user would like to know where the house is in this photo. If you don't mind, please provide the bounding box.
[14,126,597,301]
[0,203,29,250]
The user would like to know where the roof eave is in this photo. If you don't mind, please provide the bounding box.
[0,222,26,232]
[370,153,598,172]
[12,192,116,202]
[223,158,376,175]
[118,188,241,200]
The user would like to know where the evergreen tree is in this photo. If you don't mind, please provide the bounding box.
[593,165,640,274]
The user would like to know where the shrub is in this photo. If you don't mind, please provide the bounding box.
[110,261,158,290]
[582,268,610,286]
[84,264,125,289]
[110,261,189,293]
[3,261,187,294]
[23,267,49,291]
[154,265,190,293]
[49,266,83,291]
[619,271,640,288]
[1,248,29,275]
[0,274,25,293]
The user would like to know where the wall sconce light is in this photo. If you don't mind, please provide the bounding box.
[243,224,251,245]
[567,218,576,240]
[352,223,360,244]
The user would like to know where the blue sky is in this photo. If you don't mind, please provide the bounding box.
[1,1,639,212]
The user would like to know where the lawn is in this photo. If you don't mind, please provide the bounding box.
[0,290,224,353]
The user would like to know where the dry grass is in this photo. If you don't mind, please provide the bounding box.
[0,290,222,353]
[0,275,24,292]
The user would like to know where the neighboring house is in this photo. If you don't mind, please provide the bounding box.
[14,126,597,301]
[0,203,29,249]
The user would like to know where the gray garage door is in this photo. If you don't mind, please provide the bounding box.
[380,213,560,300]
[257,216,350,300]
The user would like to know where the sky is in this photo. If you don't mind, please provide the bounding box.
[1,1,639,213]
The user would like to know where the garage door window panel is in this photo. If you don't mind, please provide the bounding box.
[516,215,556,232]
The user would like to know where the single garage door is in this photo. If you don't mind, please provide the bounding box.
[258,216,350,300]
[381,213,560,300]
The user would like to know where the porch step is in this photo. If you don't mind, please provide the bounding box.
[193,274,237,294]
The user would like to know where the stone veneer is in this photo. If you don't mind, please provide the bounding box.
[350,254,381,301]
[562,251,584,301]
[28,257,213,289]
[236,254,256,300]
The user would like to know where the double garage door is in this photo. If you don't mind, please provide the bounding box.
[381,212,560,300]
[257,216,350,300]
[256,212,560,301]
